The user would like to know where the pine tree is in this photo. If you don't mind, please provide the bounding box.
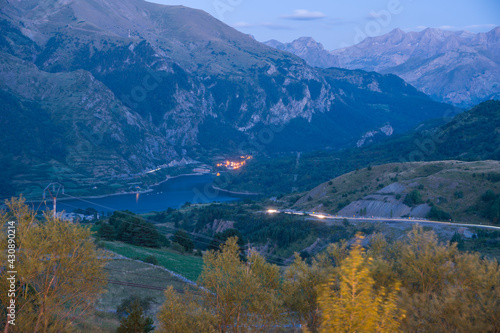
[98,222,116,240]
[116,299,154,333]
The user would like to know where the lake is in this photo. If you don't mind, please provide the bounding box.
[28,174,242,215]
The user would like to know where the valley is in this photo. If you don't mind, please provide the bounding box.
[0,0,455,199]
[0,0,499,331]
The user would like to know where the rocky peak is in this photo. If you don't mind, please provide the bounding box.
[266,26,500,107]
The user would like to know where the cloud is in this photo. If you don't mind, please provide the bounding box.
[365,12,386,20]
[462,24,497,30]
[232,21,292,30]
[406,24,497,32]
[281,9,326,21]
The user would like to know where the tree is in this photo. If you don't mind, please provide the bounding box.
[172,229,194,252]
[157,286,215,333]
[208,228,244,251]
[107,211,164,247]
[403,190,423,207]
[116,299,154,333]
[157,237,285,332]
[97,222,116,240]
[396,226,500,332]
[282,240,348,332]
[199,237,284,331]
[0,197,108,332]
[318,236,404,333]
[117,295,154,319]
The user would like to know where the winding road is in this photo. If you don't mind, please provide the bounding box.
[267,209,500,231]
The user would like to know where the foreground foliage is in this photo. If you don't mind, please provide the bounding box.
[318,237,404,332]
[158,226,500,332]
[0,198,108,332]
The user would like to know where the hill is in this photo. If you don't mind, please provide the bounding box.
[288,160,500,224]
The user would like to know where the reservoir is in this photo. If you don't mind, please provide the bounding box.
[28,174,242,215]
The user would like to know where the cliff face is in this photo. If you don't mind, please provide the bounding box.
[265,27,500,107]
[0,0,452,195]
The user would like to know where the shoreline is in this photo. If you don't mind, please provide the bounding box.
[23,173,210,205]
[152,172,206,187]
[211,186,261,197]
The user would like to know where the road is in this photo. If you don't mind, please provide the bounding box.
[266,209,500,231]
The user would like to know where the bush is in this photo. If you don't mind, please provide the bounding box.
[143,255,159,265]
[116,295,154,319]
[106,211,164,247]
[116,298,154,333]
[450,232,464,250]
[337,200,350,211]
[427,206,452,221]
[172,229,194,252]
[171,242,185,253]
[482,189,496,202]
[404,190,423,207]
[209,229,244,252]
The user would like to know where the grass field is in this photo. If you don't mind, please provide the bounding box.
[102,241,204,281]
[76,257,200,332]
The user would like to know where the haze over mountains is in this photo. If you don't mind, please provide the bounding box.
[265,27,500,107]
[0,0,454,195]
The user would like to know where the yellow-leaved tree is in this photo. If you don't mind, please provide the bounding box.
[397,226,500,332]
[318,236,405,333]
[157,237,285,333]
[0,197,108,332]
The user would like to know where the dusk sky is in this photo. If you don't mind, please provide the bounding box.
[149,0,500,49]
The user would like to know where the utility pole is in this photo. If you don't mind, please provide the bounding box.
[43,183,64,219]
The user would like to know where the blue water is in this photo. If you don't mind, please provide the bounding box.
[29,174,240,214]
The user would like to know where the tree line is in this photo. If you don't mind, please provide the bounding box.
[158,227,500,332]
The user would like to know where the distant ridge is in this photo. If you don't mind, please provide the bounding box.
[264,27,500,107]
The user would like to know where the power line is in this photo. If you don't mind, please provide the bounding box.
[61,193,293,265]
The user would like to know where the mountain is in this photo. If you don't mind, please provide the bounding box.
[362,99,500,162]
[215,100,500,196]
[264,28,500,107]
[266,37,341,69]
[0,0,453,196]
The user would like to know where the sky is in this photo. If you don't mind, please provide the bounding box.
[148,0,500,50]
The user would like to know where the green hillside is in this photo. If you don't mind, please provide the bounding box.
[287,160,500,224]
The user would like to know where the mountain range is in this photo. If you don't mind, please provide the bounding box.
[0,0,454,196]
[215,100,500,196]
[265,27,500,107]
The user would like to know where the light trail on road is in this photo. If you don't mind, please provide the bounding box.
[267,209,500,231]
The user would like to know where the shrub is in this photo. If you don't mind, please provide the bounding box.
[427,206,452,221]
[171,242,185,253]
[404,190,423,207]
[172,229,194,252]
[143,255,159,265]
